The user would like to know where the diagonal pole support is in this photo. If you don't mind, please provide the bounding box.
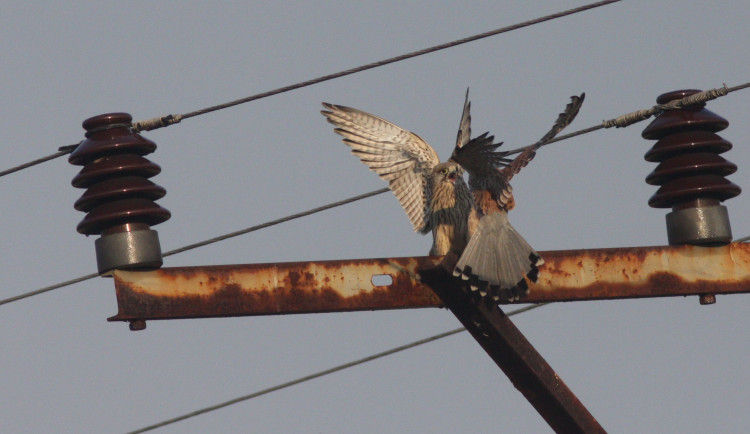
[419,253,606,434]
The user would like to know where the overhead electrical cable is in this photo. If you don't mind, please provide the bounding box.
[125,303,550,434]
[131,0,621,132]
[0,144,77,178]
[0,189,388,306]
[502,82,749,156]
[2,80,749,306]
[0,0,621,179]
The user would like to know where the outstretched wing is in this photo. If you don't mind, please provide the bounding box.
[535,92,585,144]
[321,103,440,233]
[450,89,511,174]
[451,132,511,176]
[503,92,586,181]
[455,87,472,149]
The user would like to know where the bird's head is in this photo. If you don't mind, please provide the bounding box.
[433,162,463,185]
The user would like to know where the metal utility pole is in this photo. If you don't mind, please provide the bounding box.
[71,89,744,432]
[419,253,605,433]
[108,243,750,322]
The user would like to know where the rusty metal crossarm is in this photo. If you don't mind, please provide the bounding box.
[109,243,750,322]
[109,257,442,321]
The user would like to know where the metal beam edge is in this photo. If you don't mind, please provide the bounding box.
[109,243,750,321]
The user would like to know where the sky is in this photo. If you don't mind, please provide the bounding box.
[2,1,750,432]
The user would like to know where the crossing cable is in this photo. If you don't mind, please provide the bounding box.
[503,82,750,156]
[125,232,750,433]
[159,188,389,257]
[125,302,549,434]
[0,188,389,306]
[0,272,100,306]
[131,0,621,132]
[2,80,748,307]
[0,0,621,179]
[0,144,77,178]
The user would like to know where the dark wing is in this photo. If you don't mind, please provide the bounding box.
[321,103,440,233]
[451,89,511,174]
[536,92,586,144]
[503,92,586,181]
[455,87,472,149]
[451,132,511,176]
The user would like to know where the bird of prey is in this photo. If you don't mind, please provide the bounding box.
[321,90,583,302]
[321,91,506,258]
[452,93,585,301]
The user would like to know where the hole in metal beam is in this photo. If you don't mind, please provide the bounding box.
[371,274,393,287]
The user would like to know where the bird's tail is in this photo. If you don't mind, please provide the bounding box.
[453,212,543,301]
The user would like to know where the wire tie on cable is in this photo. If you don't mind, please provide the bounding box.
[602,85,730,129]
[602,108,654,129]
[657,84,729,111]
[58,142,82,152]
[132,114,183,132]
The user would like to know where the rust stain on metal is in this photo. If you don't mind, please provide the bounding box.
[110,256,443,321]
[109,243,750,321]
[526,243,750,302]
[418,254,606,433]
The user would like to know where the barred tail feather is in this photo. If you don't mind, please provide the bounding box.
[452,212,543,301]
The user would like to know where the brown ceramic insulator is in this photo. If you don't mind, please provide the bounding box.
[641,89,729,139]
[70,113,170,235]
[642,90,740,209]
[69,113,156,165]
[76,198,171,235]
[645,152,737,186]
[648,175,741,209]
[644,130,732,162]
[71,155,162,188]
[73,177,167,212]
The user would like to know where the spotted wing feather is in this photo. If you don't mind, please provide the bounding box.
[321,103,440,233]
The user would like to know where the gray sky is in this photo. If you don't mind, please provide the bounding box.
[2,1,750,432]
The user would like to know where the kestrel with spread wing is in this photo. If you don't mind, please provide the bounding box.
[321,91,501,257]
[452,93,585,301]
[322,90,583,302]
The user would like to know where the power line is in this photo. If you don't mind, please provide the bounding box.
[0,144,77,179]
[10,76,742,184]
[161,188,389,257]
[0,272,99,307]
[4,78,749,306]
[125,302,549,434]
[503,82,750,156]
[122,228,750,432]
[131,0,621,132]
[0,0,621,180]
[0,188,389,307]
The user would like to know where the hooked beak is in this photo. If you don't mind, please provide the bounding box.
[447,171,459,184]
